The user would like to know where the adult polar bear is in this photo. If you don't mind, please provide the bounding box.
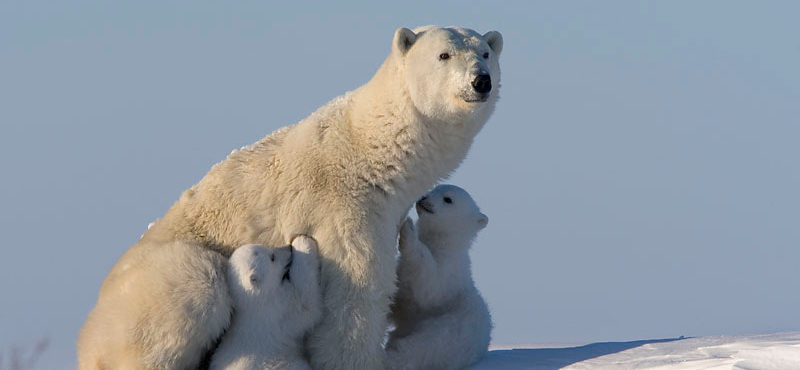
[78,26,502,370]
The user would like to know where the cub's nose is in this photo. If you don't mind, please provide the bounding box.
[416,197,435,214]
[471,74,492,94]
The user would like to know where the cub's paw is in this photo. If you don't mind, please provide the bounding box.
[291,235,318,255]
[398,218,418,251]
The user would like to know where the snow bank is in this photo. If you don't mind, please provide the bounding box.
[470,333,800,370]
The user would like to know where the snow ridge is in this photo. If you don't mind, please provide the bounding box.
[469,333,800,370]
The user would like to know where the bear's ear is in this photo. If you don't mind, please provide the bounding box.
[393,27,417,56]
[483,31,503,57]
[478,213,489,229]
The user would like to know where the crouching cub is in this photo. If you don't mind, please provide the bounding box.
[386,185,492,370]
[211,236,322,370]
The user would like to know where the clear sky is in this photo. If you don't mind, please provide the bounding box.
[1,1,798,369]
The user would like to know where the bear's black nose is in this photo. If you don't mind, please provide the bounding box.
[471,74,492,94]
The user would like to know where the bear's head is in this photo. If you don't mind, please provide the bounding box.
[392,26,503,122]
[415,184,488,244]
[227,244,295,311]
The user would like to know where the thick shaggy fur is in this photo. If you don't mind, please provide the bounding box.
[78,26,502,370]
[210,236,322,370]
[386,185,492,370]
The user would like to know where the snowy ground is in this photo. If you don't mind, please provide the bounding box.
[469,333,800,370]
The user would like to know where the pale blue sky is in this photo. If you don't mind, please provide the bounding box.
[1,2,799,369]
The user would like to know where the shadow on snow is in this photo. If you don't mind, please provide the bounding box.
[469,337,685,370]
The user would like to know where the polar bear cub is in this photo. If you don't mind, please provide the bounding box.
[210,236,322,370]
[386,184,492,370]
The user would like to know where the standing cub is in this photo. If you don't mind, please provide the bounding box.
[386,185,492,370]
[210,236,322,370]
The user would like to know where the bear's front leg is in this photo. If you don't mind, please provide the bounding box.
[305,228,397,370]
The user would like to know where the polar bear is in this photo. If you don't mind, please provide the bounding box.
[386,185,492,370]
[78,26,502,370]
[210,236,322,370]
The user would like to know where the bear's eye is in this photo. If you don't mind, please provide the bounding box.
[269,254,275,262]
[439,53,450,61]
[483,52,490,59]
[444,197,453,204]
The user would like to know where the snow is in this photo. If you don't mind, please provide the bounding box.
[469,333,800,370]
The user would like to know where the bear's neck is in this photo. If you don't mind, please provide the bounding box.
[225,307,305,356]
[420,230,476,283]
[346,56,480,206]
[421,230,476,258]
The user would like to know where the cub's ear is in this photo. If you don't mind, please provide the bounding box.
[478,213,489,229]
[483,31,503,56]
[393,27,417,56]
[249,272,259,288]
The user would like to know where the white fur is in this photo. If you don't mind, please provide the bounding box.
[78,26,502,370]
[210,236,322,370]
[386,185,492,370]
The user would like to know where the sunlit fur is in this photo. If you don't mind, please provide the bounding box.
[387,185,492,370]
[210,237,322,370]
[77,26,501,370]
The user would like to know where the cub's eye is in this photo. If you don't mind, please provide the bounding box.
[439,53,450,61]
[483,52,490,59]
[270,254,275,262]
[444,197,453,204]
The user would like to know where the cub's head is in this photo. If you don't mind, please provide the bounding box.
[415,184,488,242]
[227,244,294,306]
[392,26,503,122]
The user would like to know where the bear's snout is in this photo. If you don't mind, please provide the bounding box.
[471,74,492,94]
[416,197,435,215]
